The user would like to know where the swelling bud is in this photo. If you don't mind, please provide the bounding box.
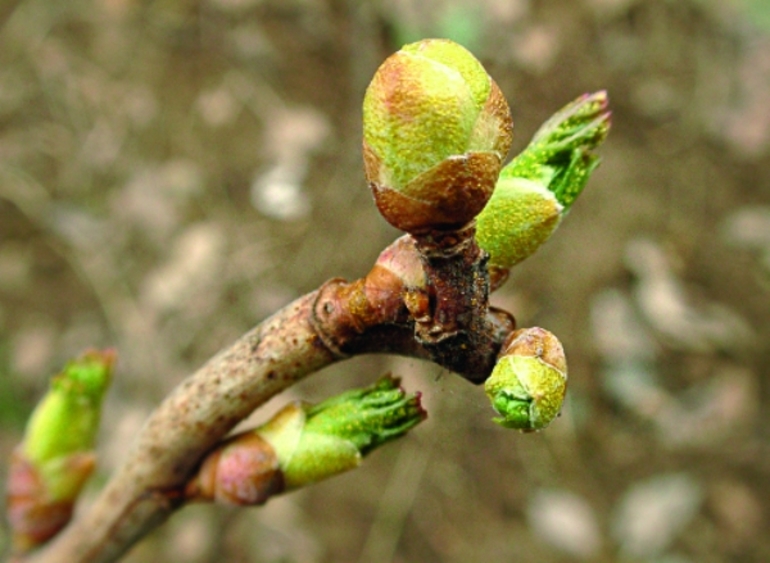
[484,328,567,432]
[185,375,426,505]
[363,39,513,233]
[475,176,563,273]
[7,350,114,553]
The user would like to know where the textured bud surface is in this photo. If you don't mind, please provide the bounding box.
[475,176,563,269]
[484,328,567,431]
[363,38,513,232]
[364,43,483,190]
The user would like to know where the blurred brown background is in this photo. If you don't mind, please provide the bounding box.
[1,0,769,561]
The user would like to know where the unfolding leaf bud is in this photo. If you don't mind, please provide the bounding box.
[265,374,426,489]
[484,328,567,431]
[515,90,610,210]
[475,91,610,275]
[185,375,426,505]
[363,39,513,233]
[7,349,114,553]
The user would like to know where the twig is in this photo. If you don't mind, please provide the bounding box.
[22,232,513,563]
[23,292,334,563]
[11,47,609,559]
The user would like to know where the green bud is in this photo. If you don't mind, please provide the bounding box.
[21,349,114,500]
[363,38,513,233]
[8,350,114,553]
[506,90,610,209]
[475,91,610,272]
[258,375,426,489]
[475,176,563,271]
[484,328,567,431]
[302,375,425,454]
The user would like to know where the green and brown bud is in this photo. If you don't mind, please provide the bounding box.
[185,375,426,505]
[7,349,115,553]
[363,38,513,233]
[475,91,610,280]
[484,328,567,432]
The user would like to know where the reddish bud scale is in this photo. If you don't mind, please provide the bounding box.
[500,327,567,374]
[184,432,284,506]
[6,449,95,553]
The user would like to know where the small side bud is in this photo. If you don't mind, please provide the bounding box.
[7,349,114,553]
[514,90,610,210]
[184,375,426,506]
[484,328,567,432]
[363,38,513,233]
[475,91,611,276]
[266,374,426,489]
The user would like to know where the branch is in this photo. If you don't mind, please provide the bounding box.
[22,231,513,563]
[10,36,610,560]
[22,292,333,563]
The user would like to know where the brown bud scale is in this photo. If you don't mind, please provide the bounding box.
[366,150,502,233]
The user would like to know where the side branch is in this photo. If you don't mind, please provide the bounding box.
[8,39,607,561]
[22,233,514,563]
[24,293,338,563]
